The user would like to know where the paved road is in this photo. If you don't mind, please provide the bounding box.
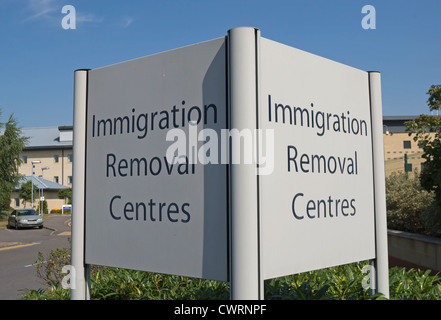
[0,215,71,300]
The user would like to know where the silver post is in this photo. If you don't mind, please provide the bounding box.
[71,69,90,300]
[369,71,390,299]
[228,27,263,300]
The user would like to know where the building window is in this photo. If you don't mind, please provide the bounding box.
[22,156,28,164]
[67,154,73,162]
[68,176,73,184]
[54,155,59,163]
[405,163,413,172]
[54,176,59,184]
[403,141,411,149]
[14,198,20,207]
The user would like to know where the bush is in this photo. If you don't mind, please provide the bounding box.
[37,200,48,214]
[90,268,229,300]
[264,262,374,300]
[20,245,441,300]
[386,171,436,234]
[389,268,441,300]
[50,208,71,214]
[421,199,441,236]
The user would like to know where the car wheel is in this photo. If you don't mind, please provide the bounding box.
[15,222,19,230]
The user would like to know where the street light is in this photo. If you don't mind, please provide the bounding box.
[31,160,41,210]
[39,166,49,215]
[40,166,49,178]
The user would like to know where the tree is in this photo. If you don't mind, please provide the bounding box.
[427,85,441,111]
[0,109,28,210]
[58,188,72,204]
[405,85,441,201]
[19,180,38,209]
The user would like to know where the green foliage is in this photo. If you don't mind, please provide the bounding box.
[405,85,441,202]
[34,247,71,290]
[58,188,72,204]
[37,199,48,214]
[89,268,229,300]
[426,85,441,111]
[0,110,28,210]
[389,268,441,300]
[385,171,436,234]
[406,115,441,200]
[421,200,441,236]
[265,262,375,300]
[18,180,38,209]
[404,84,441,235]
[50,208,71,214]
[20,245,441,300]
[21,246,72,300]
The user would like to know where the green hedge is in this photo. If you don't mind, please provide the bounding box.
[21,247,441,300]
[50,208,71,214]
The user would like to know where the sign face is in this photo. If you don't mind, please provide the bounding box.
[84,38,228,281]
[259,38,376,279]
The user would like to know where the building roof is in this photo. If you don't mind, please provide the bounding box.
[15,176,69,191]
[21,126,72,150]
[383,116,420,134]
[383,116,419,121]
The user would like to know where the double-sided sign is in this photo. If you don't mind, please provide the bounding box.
[72,27,388,299]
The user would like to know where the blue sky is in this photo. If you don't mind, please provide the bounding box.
[0,0,440,128]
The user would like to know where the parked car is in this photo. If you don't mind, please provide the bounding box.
[7,209,43,229]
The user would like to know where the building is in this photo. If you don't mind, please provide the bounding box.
[10,126,73,211]
[18,126,73,186]
[382,116,428,176]
[10,176,69,212]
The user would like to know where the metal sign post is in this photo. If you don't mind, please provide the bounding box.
[369,71,390,298]
[228,27,263,300]
[71,69,90,300]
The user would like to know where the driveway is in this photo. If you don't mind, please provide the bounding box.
[0,215,71,300]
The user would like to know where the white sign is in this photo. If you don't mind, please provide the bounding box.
[73,28,388,300]
[259,38,376,279]
[84,38,228,281]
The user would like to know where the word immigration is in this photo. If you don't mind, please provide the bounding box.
[90,100,218,140]
[268,95,369,137]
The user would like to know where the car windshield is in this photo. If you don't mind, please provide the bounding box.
[17,210,38,216]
